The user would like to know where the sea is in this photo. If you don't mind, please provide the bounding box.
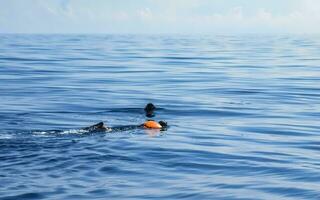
[0,34,320,200]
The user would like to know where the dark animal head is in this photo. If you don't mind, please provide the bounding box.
[159,121,168,130]
[144,103,156,117]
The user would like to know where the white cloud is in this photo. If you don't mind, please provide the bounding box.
[138,8,152,19]
[162,1,320,34]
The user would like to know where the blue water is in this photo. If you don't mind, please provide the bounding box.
[1,34,320,200]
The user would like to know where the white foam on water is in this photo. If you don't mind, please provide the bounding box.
[0,134,13,139]
[32,129,90,135]
[33,131,48,135]
[60,129,89,134]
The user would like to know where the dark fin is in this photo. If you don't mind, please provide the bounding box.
[144,103,156,117]
[83,122,108,132]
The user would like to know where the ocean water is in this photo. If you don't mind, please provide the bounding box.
[1,34,320,200]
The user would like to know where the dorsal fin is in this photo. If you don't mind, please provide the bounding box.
[83,122,108,132]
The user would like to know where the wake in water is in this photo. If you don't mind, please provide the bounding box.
[32,120,168,135]
[31,103,168,135]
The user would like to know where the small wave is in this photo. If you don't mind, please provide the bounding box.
[0,193,45,200]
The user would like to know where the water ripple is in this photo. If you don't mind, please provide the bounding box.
[1,34,320,199]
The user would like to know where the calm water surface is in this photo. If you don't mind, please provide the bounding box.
[0,34,320,199]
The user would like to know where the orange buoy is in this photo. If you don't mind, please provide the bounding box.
[143,120,162,129]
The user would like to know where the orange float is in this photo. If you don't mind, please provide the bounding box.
[143,120,162,129]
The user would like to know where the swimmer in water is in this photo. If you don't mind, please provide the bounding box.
[82,103,168,133]
[144,103,156,117]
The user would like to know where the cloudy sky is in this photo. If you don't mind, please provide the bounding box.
[0,0,320,34]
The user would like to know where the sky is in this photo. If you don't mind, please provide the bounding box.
[0,0,320,34]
